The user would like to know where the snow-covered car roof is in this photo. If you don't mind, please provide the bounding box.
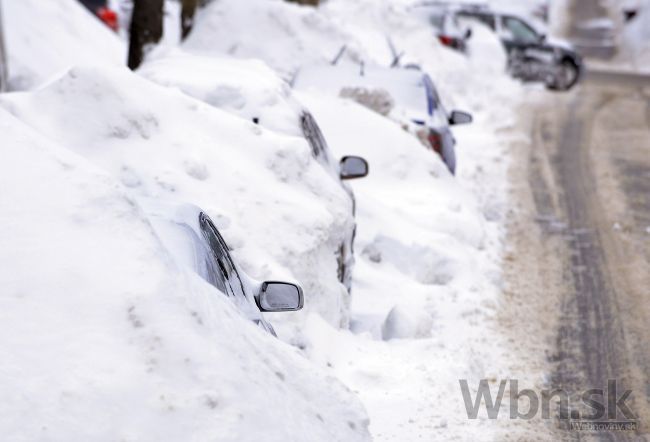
[139,50,341,176]
[140,50,305,138]
[294,63,438,124]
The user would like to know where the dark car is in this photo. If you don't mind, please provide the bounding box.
[142,200,304,336]
[293,63,472,175]
[456,5,583,90]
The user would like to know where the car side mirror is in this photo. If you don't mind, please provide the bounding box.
[465,28,472,39]
[449,110,473,125]
[257,281,304,312]
[539,33,546,42]
[339,156,369,180]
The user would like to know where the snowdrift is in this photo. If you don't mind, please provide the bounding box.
[0,108,370,441]
[3,0,125,90]
[0,66,354,330]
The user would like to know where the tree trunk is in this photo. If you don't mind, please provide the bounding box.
[127,0,164,70]
[0,1,8,91]
[180,0,198,40]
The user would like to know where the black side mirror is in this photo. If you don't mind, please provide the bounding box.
[465,28,472,39]
[339,156,369,180]
[449,110,473,125]
[257,281,304,312]
[539,33,546,42]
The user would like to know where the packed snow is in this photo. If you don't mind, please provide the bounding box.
[0,0,583,440]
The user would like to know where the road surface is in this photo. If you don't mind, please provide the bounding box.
[505,70,650,441]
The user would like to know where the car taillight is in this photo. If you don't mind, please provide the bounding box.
[97,7,119,32]
[428,131,443,154]
[438,35,454,47]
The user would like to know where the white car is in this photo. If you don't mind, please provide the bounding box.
[142,199,304,336]
[293,63,472,175]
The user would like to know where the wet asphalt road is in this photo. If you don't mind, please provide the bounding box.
[527,70,650,440]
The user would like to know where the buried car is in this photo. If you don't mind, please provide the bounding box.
[292,63,472,175]
[143,200,304,336]
[415,3,473,53]
[139,52,368,292]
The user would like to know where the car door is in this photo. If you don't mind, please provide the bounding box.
[500,15,554,66]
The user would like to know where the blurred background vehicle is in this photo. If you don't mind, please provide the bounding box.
[456,5,583,90]
[421,4,473,53]
[143,200,304,336]
[139,52,368,293]
[293,63,472,175]
[78,0,119,31]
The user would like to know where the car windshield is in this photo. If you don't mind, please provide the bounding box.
[503,16,540,43]
[199,213,247,300]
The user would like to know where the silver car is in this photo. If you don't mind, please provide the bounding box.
[142,200,304,336]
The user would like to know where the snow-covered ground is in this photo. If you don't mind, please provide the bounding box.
[0,0,554,440]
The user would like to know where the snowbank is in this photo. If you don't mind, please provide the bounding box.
[184,0,355,80]
[3,0,125,91]
[0,108,370,441]
[295,91,516,440]
[182,0,525,438]
[0,66,353,330]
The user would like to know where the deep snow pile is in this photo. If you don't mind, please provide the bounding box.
[294,90,518,440]
[184,0,356,80]
[184,0,529,439]
[3,0,125,91]
[0,108,370,441]
[0,66,354,330]
[139,49,314,140]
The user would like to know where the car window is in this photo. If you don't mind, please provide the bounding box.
[459,12,495,30]
[422,74,439,115]
[199,213,247,300]
[301,112,330,164]
[502,16,539,43]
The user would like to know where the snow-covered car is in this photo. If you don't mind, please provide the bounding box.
[142,200,303,336]
[417,5,472,53]
[139,52,368,293]
[293,63,472,175]
[456,5,583,90]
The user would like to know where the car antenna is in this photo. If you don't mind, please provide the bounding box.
[331,45,347,65]
[386,35,404,68]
